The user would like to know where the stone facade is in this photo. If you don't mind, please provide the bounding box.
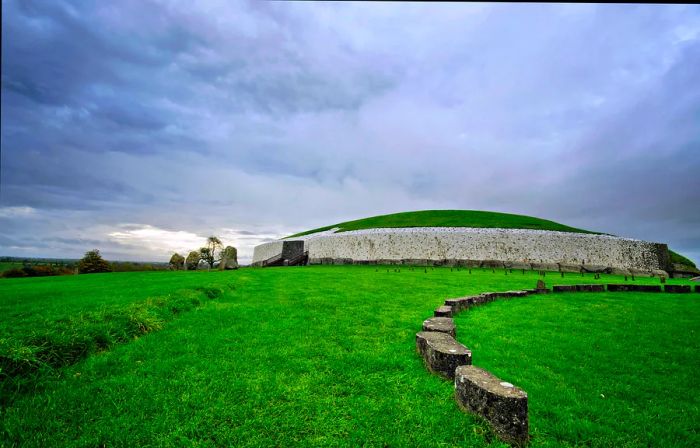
[252,227,669,272]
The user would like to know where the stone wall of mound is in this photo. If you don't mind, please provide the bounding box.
[252,227,669,272]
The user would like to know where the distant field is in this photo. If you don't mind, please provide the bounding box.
[0,262,23,272]
[0,267,697,447]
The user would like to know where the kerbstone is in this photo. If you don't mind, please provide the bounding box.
[575,284,605,292]
[455,365,529,446]
[607,284,661,292]
[434,305,453,317]
[416,331,471,380]
[664,284,691,293]
[445,297,475,313]
[422,317,456,337]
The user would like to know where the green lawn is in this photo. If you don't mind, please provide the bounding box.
[455,291,700,447]
[0,267,697,447]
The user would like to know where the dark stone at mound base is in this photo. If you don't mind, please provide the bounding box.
[531,262,559,272]
[422,317,456,337]
[481,260,505,269]
[581,265,612,274]
[664,284,691,293]
[504,261,532,270]
[607,284,661,292]
[455,365,529,447]
[434,305,453,317]
[558,263,582,273]
[416,331,471,380]
[553,285,577,292]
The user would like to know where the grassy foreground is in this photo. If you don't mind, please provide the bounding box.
[1,267,697,447]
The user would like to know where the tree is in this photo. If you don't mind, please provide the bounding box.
[199,247,214,269]
[169,253,185,270]
[200,236,223,269]
[77,249,112,274]
[185,250,201,270]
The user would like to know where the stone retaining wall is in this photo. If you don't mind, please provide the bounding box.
[252,227,669,272]
[415,281,692,445]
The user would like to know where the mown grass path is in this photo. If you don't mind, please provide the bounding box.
[0,267,696,447]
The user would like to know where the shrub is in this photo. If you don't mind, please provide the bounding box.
[77,249,112,274]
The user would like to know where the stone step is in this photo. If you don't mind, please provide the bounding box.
[434,305,454,317]
[415,331,471,380]
[421,317,456,337]
[455,365,529,447]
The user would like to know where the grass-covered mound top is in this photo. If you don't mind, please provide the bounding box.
[287,210,600,238]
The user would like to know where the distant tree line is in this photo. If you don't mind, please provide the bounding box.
[1,250,170,278]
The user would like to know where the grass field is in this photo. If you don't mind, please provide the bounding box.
[1,267,697,447]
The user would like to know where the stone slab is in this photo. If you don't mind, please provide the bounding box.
[481,260,505,269]
[607,284,662,292]
[575,284,605,292]
[434,305,453,317]
[422,317,456,337]
[552,285,577,292]
[445,297,476,313]
[664,284,691,293]
[455,365,528,446]
[530,262,560,272]
[558,263,582,273]
[581,264,612,274]
[416,331,471,380]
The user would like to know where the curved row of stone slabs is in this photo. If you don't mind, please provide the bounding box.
[415,283,698,447]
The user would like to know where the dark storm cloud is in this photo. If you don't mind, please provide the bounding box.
[1,1,699,263]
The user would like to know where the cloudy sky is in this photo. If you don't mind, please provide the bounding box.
[2,1,699,265]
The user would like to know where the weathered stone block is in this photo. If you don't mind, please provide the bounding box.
[455,365,528,446]
[664,284,691,293]
[481,260,505,269]
[422,317,456,337]
[505,290,528,297]
[504,261,532,270]
[434,305,453,317]
[445,297,474,313]
[610,267,632,276]
[553,285,577,292]
[575,284,605,292]
[581,264,611,274]
[629,268,653,277]
[416,331,471,380]
[530,262,559,272]
[558,263,582,273]
[607,284,661,292]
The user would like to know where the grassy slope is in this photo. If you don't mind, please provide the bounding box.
[1,267,697,447]
[286,210,600,238]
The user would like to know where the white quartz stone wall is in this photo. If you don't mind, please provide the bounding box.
[251,241,284,264]
[252,227,668,270]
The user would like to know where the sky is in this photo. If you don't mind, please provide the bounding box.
[2,1,699,265]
